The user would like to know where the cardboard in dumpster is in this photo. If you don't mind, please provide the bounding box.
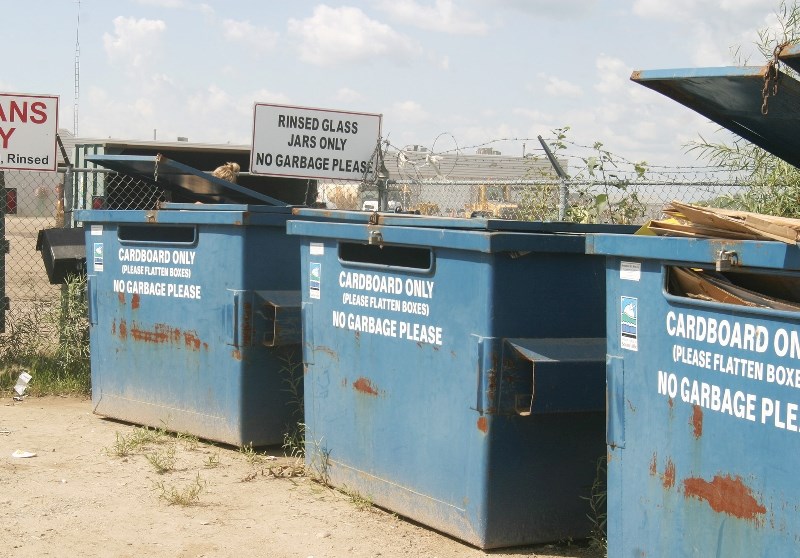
[669,267,800,311]
[641,201,800,244]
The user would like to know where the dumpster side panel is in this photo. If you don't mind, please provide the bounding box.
[86,216,302,446]
[605,254,800,557]
[299,234,607,548]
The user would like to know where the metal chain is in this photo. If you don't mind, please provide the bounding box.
[153,155,159,183]
[762,42,789,115]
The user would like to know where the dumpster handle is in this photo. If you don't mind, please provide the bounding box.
[88,275,98,326]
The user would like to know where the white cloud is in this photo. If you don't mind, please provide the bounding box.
[335,88,364,103]
[287,5,423,66]
[221,19,279,53]
[133,0,214,14]
[430,53,450,70]
[493,0,597,19]
[632,0,781,65]
[536,74,583,98]
[594,55,631,95]
[134,0,189,7]
[249,88,292,106]
[376,0,488,35]
[389,100,430,123]
[103,16,166,69]
[513,108,551,121]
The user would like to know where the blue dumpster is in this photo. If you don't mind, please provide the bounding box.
[75,155,306,446]
[588,234,800,556]
[288,210,633,548]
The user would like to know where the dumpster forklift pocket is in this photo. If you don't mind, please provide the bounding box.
[475,337,606,416]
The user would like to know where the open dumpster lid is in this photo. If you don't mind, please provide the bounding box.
[86,154,288,206]
[291,208,637,234]
[631,64,800,168]
[779,42,800,73]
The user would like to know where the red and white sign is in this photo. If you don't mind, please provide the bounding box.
[0,92,59,172]
[250,103,382,180]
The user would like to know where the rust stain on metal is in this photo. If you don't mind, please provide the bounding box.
[663,459,676,489]
[476,416,488,433]
[131,323,174,344]
[668,397,674,409]
[119,319,128,340]
[111,320,116,336]
[683,474,767,522]
[127,323,206,351]
[131,293,140,310]
[353,377,378,396]
[243,302,253,346]
[118,292,125,304]
[184,331,203,350]
[649,453,657,476]
[232,349,242,361]
[630,70,642,81]
[691,404,703,438]
[314,346,339,361]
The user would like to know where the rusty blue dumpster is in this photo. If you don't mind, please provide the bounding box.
[288,210,633,548]
[75,155,304,446]
[588,233,800,556]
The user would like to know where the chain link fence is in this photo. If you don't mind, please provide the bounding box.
[2,162,748,334]
[1,170,66,333]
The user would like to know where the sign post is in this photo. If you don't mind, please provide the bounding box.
[250,103,382,181]
[0,93,59,172]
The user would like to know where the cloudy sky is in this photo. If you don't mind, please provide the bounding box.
[3,0,788,168]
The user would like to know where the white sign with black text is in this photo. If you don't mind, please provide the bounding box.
[250,103,382,180]
[0,92,59,172]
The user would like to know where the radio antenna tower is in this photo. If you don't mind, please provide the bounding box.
[73,0,81,136]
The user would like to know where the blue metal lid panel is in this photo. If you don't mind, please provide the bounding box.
[631,65,800,167]
[587,233,800,272]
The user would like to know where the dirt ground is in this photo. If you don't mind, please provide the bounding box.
[0,396,601,558]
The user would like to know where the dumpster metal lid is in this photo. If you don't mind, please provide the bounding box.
[85,154,289,206]
[287,219,595,254]
[291,208,637,234]
[779,42,800,73]
[631,65,800,168]
[74,206,295,227]
[505,338,606,363]
[587,233,800,271]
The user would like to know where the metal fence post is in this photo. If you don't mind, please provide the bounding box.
[64,166,75,223]
[0,169,7,332]
[558,179,568,221]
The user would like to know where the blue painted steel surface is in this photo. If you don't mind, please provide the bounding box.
[75,205,304,446]
[631,66,800,169]
[591,233,800,557]
[288,217,614,548]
